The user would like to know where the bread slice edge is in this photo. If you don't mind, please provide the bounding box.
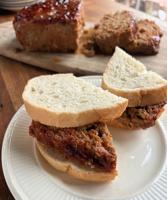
[23,94,128,127]
[102,79,167,107]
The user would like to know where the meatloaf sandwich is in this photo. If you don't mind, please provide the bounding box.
[22,74,128,181]
[102,47,167,129]
[13,0,84,52]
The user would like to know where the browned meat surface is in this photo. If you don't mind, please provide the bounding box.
[13,0,84,52]
[94,11,136,54]
[80,13,162,57]
[126,19,163,55]
[29,121,117,172]
[110,102,166,129]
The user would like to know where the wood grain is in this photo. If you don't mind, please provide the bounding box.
[0,71,15,200]
[0,56,49,110]
[0,56,50,200]
[0,1,167,199]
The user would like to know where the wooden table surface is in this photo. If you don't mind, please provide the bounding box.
[0,1,167,199]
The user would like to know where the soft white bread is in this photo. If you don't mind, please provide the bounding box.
[36,141,117,182]
[102,47,167,107]
[23,74,128,127]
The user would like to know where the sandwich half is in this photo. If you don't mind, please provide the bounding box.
[102,47,167,129]
[23,74,128,181]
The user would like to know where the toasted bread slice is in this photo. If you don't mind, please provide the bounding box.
[36,141,117,182]
[23,74,128,127]
[102,47,167,107]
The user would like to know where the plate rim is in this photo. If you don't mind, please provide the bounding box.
[1,105,28,200]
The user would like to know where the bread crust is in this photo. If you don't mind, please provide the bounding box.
[102,79,167,107]
[23,94,128,128]
[36,141,117,182]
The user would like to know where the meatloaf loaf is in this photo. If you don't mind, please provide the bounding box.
[13,0,84,52]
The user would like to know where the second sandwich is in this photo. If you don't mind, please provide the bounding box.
[102,47,167,129]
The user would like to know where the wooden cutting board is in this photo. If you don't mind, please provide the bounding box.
[0,21,167,77]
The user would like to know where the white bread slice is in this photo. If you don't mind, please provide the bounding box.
[23,74,128,127]
[36,141,117,182]
[102,47,167,107]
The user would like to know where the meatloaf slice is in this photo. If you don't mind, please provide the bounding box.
[110,102,166,129]
[94,11,136,54]
[13,0,84,52]
[29,121,117,172]
[125,19,163,55]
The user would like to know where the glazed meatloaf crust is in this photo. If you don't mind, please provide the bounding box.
[125,19,163,55]
[110,102,166,129]
[30,121,117,172]
[94,11,136,54]
[13,0,84,52]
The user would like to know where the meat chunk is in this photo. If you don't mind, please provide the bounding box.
[13,0,84,52]
[94,11,136,54]
[29,121,117,172]
[110,102,166,129]
[126,19,163,55]
[79,28,96,57]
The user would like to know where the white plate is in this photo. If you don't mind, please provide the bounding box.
[2,75,167,200]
